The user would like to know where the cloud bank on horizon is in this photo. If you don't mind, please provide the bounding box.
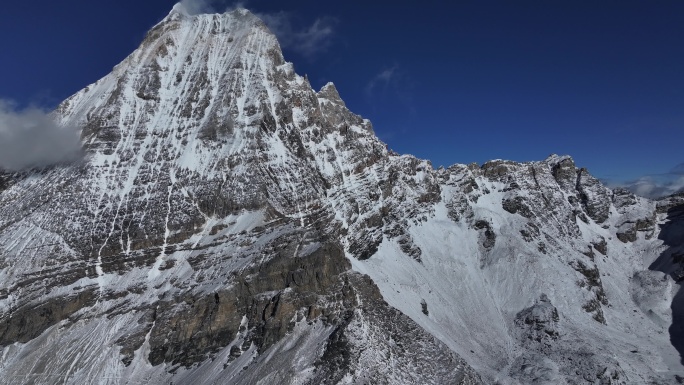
[0,100,82,171]
[622,165,684,199]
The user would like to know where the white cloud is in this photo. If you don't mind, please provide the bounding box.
[623,174,684,199]
[178,0,215,15]
[365,66,398,96]
[0,100,82,171]
[174,2,336,58]
[177,0,250,15]
[292,18,335,57]
[256,11,336,58]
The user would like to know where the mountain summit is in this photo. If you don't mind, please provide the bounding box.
[0,5,682,384]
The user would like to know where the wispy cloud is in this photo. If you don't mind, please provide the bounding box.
[614,164,684,199]
[256,11,336,58]
[178,0,215,14]
[178,0,247,15]
[175,1,336,58]
[364,65,417,121]
[0,100,82,171]
[365,66,398,96]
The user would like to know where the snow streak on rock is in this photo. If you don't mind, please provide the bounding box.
[0,5,682,385]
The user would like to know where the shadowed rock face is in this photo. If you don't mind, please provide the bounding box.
[141,240,351,368]
[0,5,678,385]
[649,197,684,364]
[0,289,97,346]
[577,168,612,224]
[515,294,560,344]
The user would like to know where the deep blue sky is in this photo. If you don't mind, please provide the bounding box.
[1,1,683,186]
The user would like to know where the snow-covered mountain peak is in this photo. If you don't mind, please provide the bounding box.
[1,4,682,384]
[56,1,290,159]
[168,2,256,21]
[169,2,195,18]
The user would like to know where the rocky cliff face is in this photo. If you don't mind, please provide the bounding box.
[0,4,680,385]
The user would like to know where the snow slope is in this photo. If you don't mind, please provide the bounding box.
[0,4,681,384]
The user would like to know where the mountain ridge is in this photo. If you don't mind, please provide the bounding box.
[0,5,682,384]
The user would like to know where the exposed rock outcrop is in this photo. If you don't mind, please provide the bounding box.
[0,5,677,385]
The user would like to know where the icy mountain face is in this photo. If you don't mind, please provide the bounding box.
[0,7,480,385]
[0,5,681,385]
[358,156,672,384]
